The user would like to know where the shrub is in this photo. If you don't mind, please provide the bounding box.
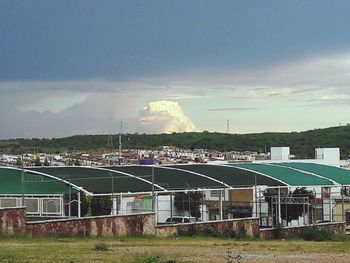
[142,256,161,263]
[202,226,220,237]
[273,224,284,239]
[235,226,247,240]
[94,242,109,251]
[299,227,333,241]
[224,229,237,238]
[90,196,112,216]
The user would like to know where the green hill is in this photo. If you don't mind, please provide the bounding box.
[1,125,350,159]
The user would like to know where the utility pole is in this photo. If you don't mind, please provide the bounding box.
[119,121,123,165]
[21,154,25,206]
[107,134,113,165]
[152,166,155,212]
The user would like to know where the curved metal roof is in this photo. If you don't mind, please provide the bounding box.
[0,167,76,195]
[277,162,350,186]
[2,162,348,196]
[228,163,334,186]
[103,166,226,190]
[169,164,285,187]
[27,166,163,194]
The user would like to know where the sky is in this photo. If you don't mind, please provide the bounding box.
[1,0,350,138]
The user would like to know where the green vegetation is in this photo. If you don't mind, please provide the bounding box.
[90,196,112,216]
[299,226,333,241]
[1,124,350,158]
[94,242,109,251]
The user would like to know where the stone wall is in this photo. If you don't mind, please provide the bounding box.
[0,207,26,237]
[156,217,260,238]
[26,212,156,237]
[260,222,346,240]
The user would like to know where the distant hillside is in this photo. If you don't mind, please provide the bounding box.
[1,125,350,159]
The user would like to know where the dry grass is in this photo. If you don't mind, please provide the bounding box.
[1,236,350,262]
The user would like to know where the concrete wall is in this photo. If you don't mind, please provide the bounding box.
[26,212,156,237]
[156,217,260,238]
[260,222,346,240]
[0,207,26,237]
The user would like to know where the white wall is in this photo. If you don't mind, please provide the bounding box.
[271,147,290,161]
[315,148,340,167]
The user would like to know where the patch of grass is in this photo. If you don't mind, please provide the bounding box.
[1,236,350,262]
[94,242,109,251]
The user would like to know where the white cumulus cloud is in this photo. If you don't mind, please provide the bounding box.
[139,100,198,133]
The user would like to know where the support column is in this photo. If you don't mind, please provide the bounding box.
[112,196,117,215]
[170,193,173,221]
[120,194,123,214]
[329,189,333,222]
[278,187,282,225]
[68,180,71,218]
[77,191,81,218]
[342,186,345,222]
[152,166,155,212]
[219,189,223,220]
[254,175,258,218]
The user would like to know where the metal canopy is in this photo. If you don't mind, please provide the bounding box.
[277,162,350,186]
[0,167,76,195]
[27,166,162,195]
[169,164,285,187]
[229,163,334,186]
[2,162,348,196]
[103,166,226,190]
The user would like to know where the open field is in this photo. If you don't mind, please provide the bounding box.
[1,236,350,263]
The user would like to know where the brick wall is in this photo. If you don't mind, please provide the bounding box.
[0,207,26,237]
[156,217,260,237]
[26,212,156,237]
[260,222,346,240]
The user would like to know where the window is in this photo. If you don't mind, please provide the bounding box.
[0,198,17,208]
[24,198,39,214]
[42,198,61,215]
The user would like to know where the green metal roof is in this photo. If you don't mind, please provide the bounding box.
[3,162,346,196]
[28,167,162,194]
[228,163,334,186]
[277,162,350,185]
[0,167,76,195]
[169,164,285,187]
[104,166,225,190]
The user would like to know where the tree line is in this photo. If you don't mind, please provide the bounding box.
[1,124,350,159]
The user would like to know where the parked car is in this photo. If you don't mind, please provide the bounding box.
[165,216,201,224]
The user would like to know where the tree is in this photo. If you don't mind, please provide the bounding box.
[174,191,203,219]
[73,159,80,166]
[34,156,41,166]
[43,157,50,166]
[90,196,112,216]
[16,157,22,166]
